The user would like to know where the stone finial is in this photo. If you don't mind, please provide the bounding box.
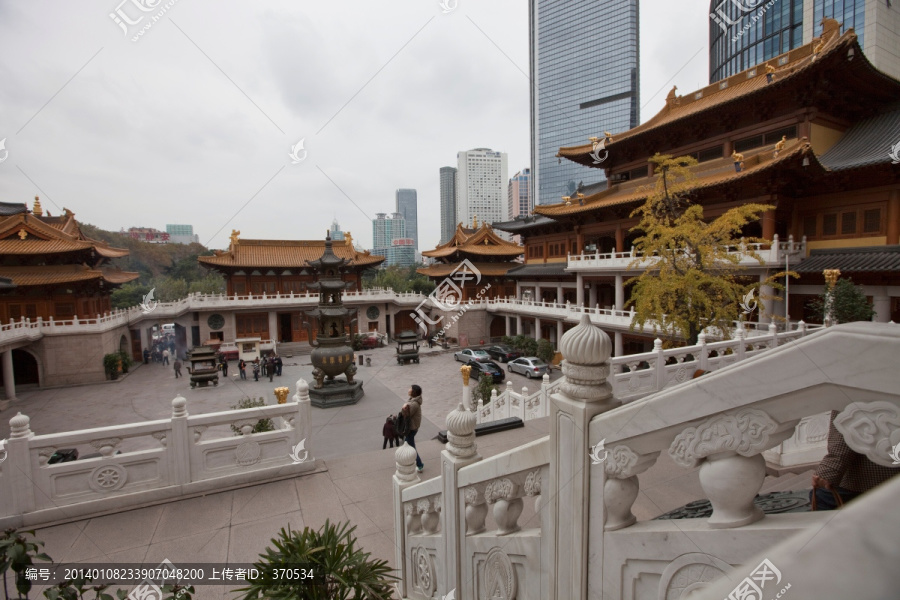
[559,314,611,365]
[394,442,419,483]
[9,412,32,438]
[558,314,614,403]
[460,364,471,385]
[171,396,187,418]
[445,403,477,459]
[293,378,310,403]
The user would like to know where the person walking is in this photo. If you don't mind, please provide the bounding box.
[162,348,170,365]
[275,354,283,376]
[267,355,275,382]
[220,355,228,377]
[252,359,260,381]
[173,359,182,378]
[402,384,424,472]
[238,359,246,380]
[382,415,398,449]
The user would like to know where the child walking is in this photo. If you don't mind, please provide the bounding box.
[382,415,398,449]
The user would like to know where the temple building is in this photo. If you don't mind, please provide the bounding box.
[493,19,900,352]
[0,198,138,323]
[197,231,385,344]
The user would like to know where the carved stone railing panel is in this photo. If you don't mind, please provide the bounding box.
[668,408,794,528]
[523,468,542,513]
[463,485,488,535]
[834,400,900,467]
[404,502,423,535]
[410,545,437,598]
[89,437,122,457]
[603,445,659,531]
[417,494,442,535]
[484,476,523,535]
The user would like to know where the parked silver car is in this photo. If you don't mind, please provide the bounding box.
[454,348,491,363]
[507,356,549,378]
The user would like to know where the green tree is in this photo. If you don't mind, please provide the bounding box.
[807,277,875,324]
[230,397,275,435]
[511,334,538,357]
[364,264,435,294]
[627,153,792,344]
[536,338,555,365]
[472,371,498,405]
[110,281,151,309]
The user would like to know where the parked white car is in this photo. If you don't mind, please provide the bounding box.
[453,348,491,363]
[507,356,549,378]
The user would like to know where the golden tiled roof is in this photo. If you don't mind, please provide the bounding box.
[416,262,518,278]
[0,209,130,258]
[0,265,139,287]
[537,139,810,217]
[558,20,850,165]
[198,239,385,269]
[422,223,523,258]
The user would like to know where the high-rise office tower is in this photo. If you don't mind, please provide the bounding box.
[456,148,508,229]
[165,224,199,245]
[529,0,640,205]
[709,0,900,83]
[439,166,457,244]
[508,168,532,220]
[329,219,345,241]
[372,212,406,258]
[395,189,418,250]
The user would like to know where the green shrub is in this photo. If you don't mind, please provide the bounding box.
[235,520,396,600]
[807,277,876,324]
[117,350,134,374]
[230,397,275,435]
[351,333,364,351]
[103,353,121,380]
[472,372,498,405]
[512,335,538,357]
[536,338,555,365]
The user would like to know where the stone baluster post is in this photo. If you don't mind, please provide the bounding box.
[170,397,190,485]
[6,412,36,515]
[293,379,313,461]
[697,332,708,371]
[442,403,481,597]
[549,314,620,600]
[541,373,550,418]
[653,338,665,392]
[393,443,420,599]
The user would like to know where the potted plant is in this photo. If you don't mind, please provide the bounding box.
[117,349,134,374]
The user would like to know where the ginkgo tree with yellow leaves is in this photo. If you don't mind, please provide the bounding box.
[626,153,793,344]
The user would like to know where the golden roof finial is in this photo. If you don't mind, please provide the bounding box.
[344,231,353,246]
[562,196,571,206]
[824,269,841,288]
[32,196,43,216]
[229,229,240,247]
[18,228,27,240]
[473,215,478,228]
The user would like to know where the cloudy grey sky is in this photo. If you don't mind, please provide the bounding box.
[0,1,711,252]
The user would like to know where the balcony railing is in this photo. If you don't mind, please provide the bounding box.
[567,233,806,272]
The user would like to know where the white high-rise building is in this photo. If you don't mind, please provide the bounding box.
[456,148,508,230]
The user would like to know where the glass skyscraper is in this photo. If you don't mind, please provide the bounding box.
[508,168,532,220]
[709,0,805,83]
[710,0,900,85]
[530,0,639,205]
[395,189,418,251]
[439,166,457,244]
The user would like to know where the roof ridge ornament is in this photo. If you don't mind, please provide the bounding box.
[32,196,43,216]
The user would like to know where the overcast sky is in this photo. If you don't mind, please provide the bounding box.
[0,1,712,253]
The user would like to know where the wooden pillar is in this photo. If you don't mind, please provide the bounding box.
[615,223,624,253]
[762,209,776,241]
[887,191,900,245]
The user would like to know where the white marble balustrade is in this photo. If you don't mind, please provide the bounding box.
[0,379,316,529]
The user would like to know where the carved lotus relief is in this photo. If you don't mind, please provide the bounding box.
[669,408,778,468]
[834,401,900,467]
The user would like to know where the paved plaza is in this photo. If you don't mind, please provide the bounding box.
[0,345,813,599]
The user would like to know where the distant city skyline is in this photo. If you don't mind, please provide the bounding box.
[508,168,531,220]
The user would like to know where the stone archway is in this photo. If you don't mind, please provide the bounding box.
[12,348,39,386]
